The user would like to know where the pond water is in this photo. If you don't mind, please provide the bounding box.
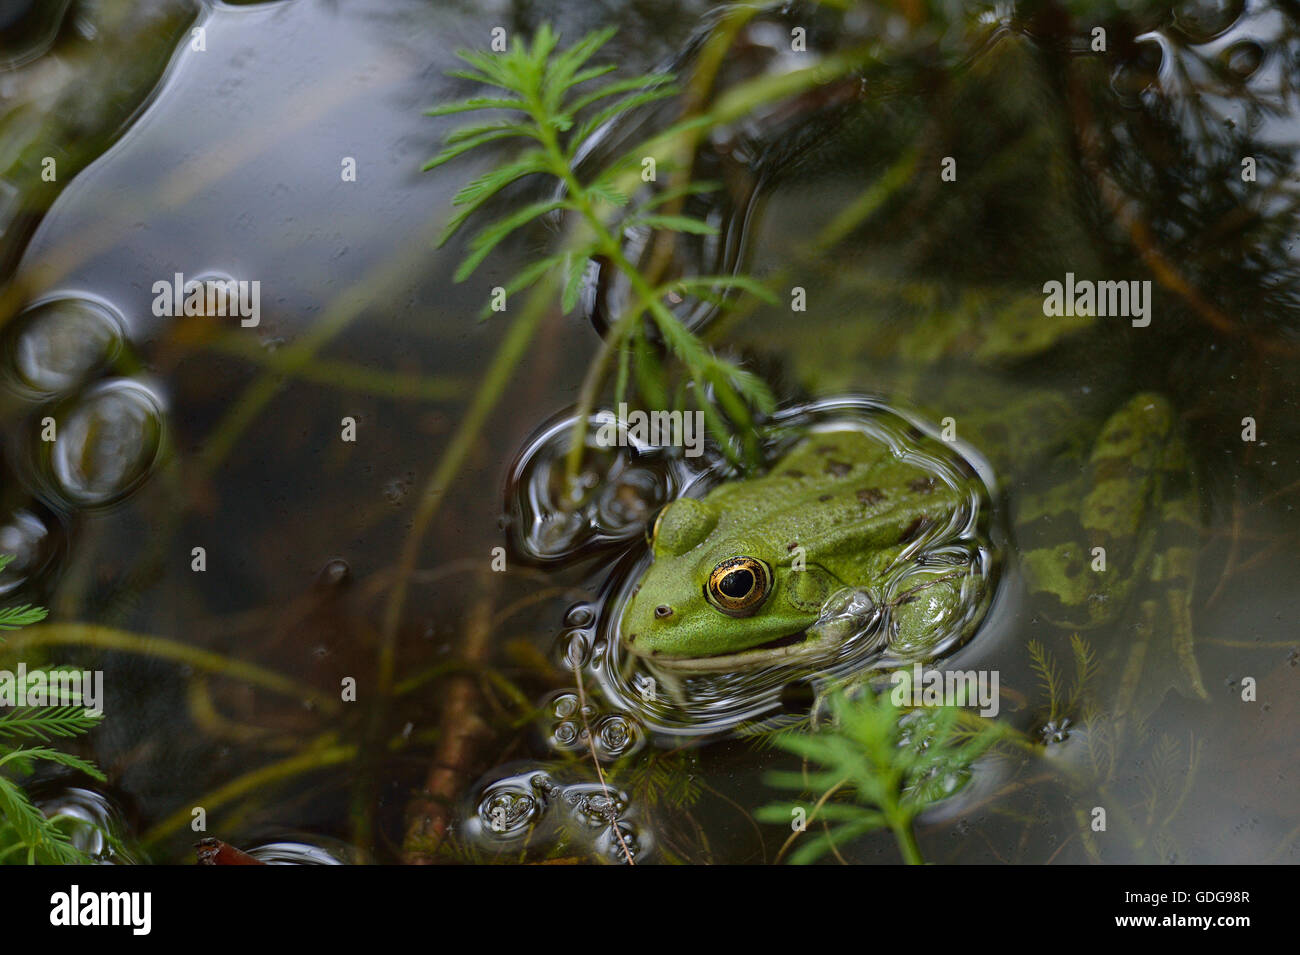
[0,0,1297,864]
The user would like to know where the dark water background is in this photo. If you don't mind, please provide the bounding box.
[0,0,1297,863]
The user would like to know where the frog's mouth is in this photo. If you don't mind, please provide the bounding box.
[630,627,828,674]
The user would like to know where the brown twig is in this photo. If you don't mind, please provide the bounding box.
[402,573,498,863]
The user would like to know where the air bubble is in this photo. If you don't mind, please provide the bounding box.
[545,690,605,752]
[314,557,351,591]
[3,297,124,398]
[1221,40,1264,79]
[598,819,644,864]
[1171,0,1245,42]
[593,713,641,759]
[564,603,595,628]
[476,784,543,837]
[562,629,590,668]
[562,783,629,829]
[553,721,579,746]
[45,379,165,508]
[0,507,62,595]
[595,466,666,535]
[1111,39,1165,101]
[35,787,134,863]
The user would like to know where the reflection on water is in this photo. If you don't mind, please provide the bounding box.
[0,0,1296,865]
[246,835,360,865]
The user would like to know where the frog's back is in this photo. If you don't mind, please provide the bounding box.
[703,429,965,575]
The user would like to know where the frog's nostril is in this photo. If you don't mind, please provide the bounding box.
[655,605,673,618]
[627,633,637,644]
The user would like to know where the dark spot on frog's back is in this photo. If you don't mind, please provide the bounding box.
[824,459,852,477]
[857,487,885,505]
[814,444,836,455]
[818,493,833,503]
[908,477,936,494]
[783,469,805,479]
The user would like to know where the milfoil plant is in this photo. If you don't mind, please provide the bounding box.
[0,556,107,864]
[758,677,1006,865]
[425,24,778,472]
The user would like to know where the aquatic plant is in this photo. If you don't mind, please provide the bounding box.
[1025,635,1204,863]
[1028,634,1100,731]
[0,556,107,864]
[425,24,778,469]
[758,677,1005,864]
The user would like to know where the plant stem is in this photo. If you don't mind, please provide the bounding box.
[7,623,338,711]
[892,816,925,865]
[140,739,357,850]
[534,105,659,483]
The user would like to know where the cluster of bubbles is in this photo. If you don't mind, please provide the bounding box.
[1111,0,1258,105]
[468,768,648,863]
[3,295,165,510]
[542,604,651,769]
[0,296,166,595]
[555,601,597,670]
[544,690,643,761]
[504,410,709,564]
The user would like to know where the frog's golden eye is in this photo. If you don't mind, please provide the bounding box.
[705,557,772,617]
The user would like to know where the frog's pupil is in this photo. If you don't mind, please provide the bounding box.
[719,569,753,599]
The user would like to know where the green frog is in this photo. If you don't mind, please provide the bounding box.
[622,426,986,672]
[620,285,1209,719]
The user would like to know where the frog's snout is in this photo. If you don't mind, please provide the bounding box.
[622,597,676,655]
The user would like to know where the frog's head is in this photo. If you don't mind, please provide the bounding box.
[620,497,842,672]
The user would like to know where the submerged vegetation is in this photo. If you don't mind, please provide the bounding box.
[758,678,1006,865]
[0,557,107,864]
[1024,636,1206,864]
[425,24,778,469]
